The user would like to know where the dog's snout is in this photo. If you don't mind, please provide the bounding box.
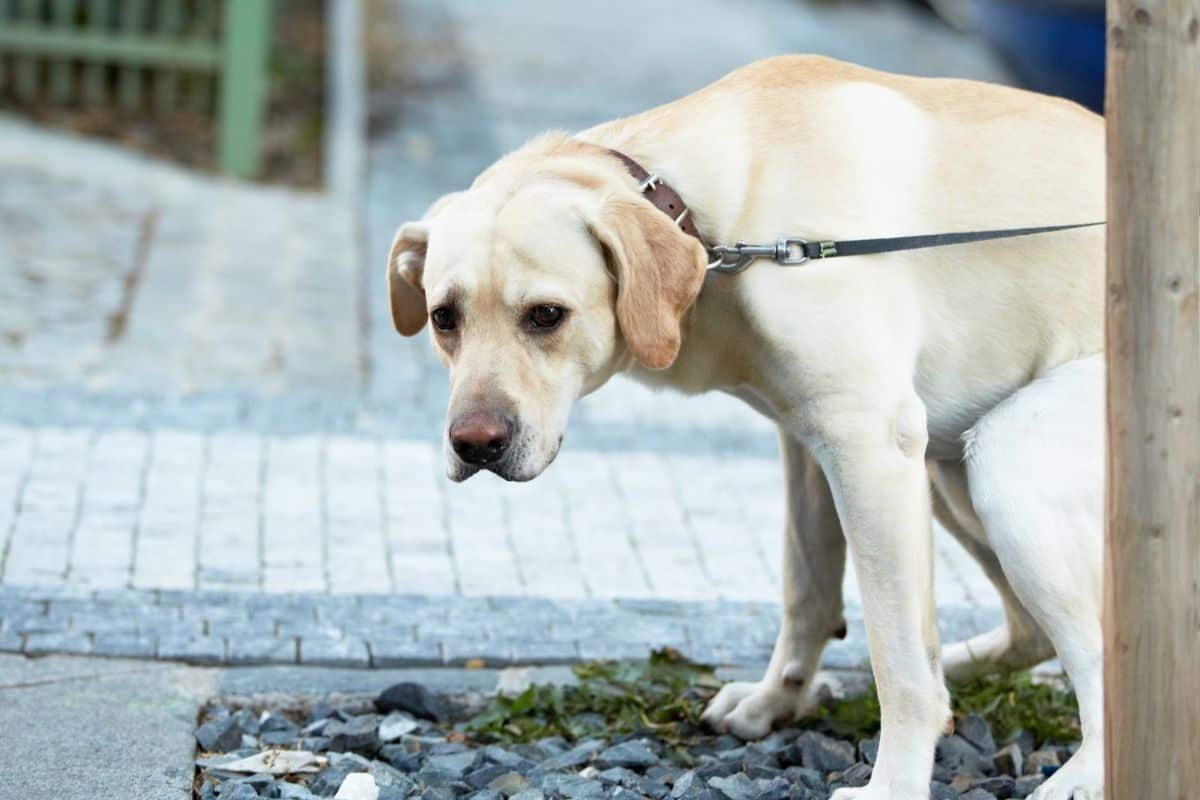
[449,410,513,465]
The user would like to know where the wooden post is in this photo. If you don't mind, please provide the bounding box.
[1104,0,1200,795]
[218,0,272,179]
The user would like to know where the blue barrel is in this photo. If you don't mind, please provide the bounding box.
[971,0,1106,112]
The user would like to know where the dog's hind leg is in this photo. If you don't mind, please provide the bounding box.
[701,432,848,739]
[930,462,1055,682]
[965,355,1105,800]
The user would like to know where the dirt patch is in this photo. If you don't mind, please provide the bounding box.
[1,0,326,188]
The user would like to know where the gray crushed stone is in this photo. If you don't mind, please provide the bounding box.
[193,683,1074,799]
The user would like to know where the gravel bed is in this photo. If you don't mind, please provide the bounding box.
[193,681,1078,800]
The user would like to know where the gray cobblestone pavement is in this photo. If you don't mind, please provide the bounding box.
[0,583,1001,670]
[0,423,999,610]
[0,0,1013,666]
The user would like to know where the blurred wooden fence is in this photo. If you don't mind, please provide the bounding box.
[0,0,272,178]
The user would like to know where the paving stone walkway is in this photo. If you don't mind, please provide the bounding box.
[0,583,1001,670]
[0,0,1015,667]
[0,423,998,609]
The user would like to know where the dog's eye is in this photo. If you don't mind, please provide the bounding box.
[430,306,457,331]
[528,305,565,330]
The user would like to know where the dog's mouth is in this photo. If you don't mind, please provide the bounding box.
[446,435,563,483]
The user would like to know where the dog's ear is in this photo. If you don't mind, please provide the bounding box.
[591,197,708,369]
[387,192,464,336]
[387,222,430,336]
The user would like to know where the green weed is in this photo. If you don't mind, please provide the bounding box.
[463,650,1080,750]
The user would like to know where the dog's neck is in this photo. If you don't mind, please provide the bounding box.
[579,120,744,247]
[579,125,760,401]
[628,275,760,405]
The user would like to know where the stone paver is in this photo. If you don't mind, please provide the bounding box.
[0,0,1016,663]
[0,423,1000,610]
[0,583,1001,670]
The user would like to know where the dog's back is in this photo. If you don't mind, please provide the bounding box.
[586,55,1106,451]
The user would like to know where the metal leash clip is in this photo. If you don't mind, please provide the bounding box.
[707,237,810,274]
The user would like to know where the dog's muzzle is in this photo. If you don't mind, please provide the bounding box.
[449,410,513,467]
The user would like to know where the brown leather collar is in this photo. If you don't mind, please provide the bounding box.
[607,149,706,245]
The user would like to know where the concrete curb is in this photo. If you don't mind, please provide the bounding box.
[0,653,216,800]
[0,583,1004,672]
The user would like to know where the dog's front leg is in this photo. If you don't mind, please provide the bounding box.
[702,432,847,738]
[816,402,949,800]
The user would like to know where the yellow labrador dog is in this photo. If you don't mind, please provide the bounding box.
[386,56,1105,800]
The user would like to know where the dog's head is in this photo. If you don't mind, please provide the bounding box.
[387,135,708,481]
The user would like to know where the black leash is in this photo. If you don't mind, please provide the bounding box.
[607,148,1104,275]
[707,221,1105,274]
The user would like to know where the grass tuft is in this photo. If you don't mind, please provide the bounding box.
[463,649,1080,750]
[465,648,720,754]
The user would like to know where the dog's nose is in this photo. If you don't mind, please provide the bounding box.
[449,411,512,465]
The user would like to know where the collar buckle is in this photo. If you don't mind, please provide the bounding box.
[638,173,663,193]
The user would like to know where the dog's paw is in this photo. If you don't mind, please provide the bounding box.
[700,680,805,740]
[1028,747,1103,800]
[1030,776,1104,800]
[941,628,1008,683]
[830,787,876,800]
[830,782,912,800]
[941,624,1055,684]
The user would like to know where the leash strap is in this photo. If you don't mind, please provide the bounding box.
[708,221,1105,273]
[805,221,1106,259]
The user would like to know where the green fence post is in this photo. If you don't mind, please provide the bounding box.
[117,0,146,111]
[48,0,77,105]
[153,0,184,112]
[14,0,39,100]
[0,0,8,93]
[217,0,271,179]
[81,0,112,107]
[188,0,220,115]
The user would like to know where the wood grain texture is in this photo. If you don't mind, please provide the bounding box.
[1105,0,1200,796]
